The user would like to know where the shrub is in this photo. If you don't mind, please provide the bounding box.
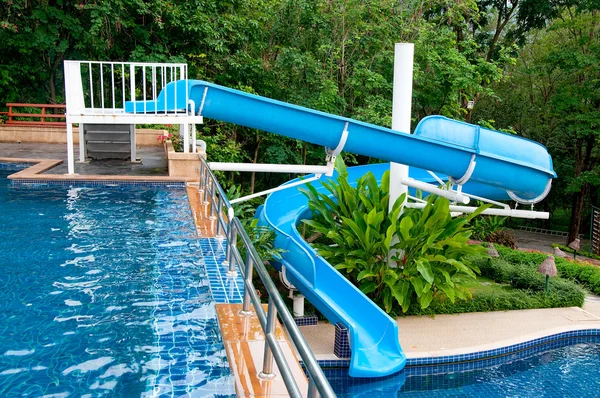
[497,246,600,295]
[407,255,585,315]
[301,157,489,314]
[486,229,517,249]
[409,285,584,315]
[472,215,507,241]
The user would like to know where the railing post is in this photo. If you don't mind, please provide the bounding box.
[215,196,224,238]
[202,165,210,217]
[258,296,277,380]
[198,156,205,194]
[225,217,238,277]
[241,253,254,315]
[308,378,319,398]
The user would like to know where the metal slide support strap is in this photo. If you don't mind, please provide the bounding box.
[198,86,209,115]
[229,175,321,204]
[324,122,349,176]
[449,154,477,185]
[506,178,553,205]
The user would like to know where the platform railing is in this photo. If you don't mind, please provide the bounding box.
[64,60,188,116]
[198,156,336,398]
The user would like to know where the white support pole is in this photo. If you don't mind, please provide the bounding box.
[66,119,75,174]
[78,123,86,162]
[209,162,330,175]
[405,203,550,220]
[389,43,414,211]
[388,43,414,267]
[130,124,137,162]
[181,123,189,153]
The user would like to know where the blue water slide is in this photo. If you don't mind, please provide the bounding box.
[126,80,555,201]
[126,80,556,377]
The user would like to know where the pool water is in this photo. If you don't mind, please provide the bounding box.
[0,169,235,397]
[326,337,600,397]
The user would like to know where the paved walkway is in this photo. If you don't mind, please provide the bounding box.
[0,142,167,176]
[299,299,600,360]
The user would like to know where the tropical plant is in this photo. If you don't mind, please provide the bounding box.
[471,215,507,241]
[301,157,490,314]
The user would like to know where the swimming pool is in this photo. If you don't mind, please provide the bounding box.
[0,166,235,397]
[325,335,600,397]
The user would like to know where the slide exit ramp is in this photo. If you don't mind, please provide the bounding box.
[126,80,556,377]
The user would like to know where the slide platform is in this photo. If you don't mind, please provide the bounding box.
[126,80,556,377]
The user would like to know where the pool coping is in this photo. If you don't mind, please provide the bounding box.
[0,157,193,184]
[308,325,600,370]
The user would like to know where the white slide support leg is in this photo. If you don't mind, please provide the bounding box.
[388,43,414,267]
[66,120,75,174]
[78,123,86,162]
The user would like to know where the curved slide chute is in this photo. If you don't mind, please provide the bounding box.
[126,80,556,377]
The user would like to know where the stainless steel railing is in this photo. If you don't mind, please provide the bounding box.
[198,156,336,398]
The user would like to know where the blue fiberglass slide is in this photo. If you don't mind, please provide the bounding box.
[127,80,556,377]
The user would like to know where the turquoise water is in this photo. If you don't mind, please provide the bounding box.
[0,168,235,397]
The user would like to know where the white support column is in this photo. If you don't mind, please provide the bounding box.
[389,43,414,210]
[388,43,414,267]
[78,123,86,162]
[180,123,189,153]
[191,123,197,153]
[130,124,137,162]
[66,119,75,174]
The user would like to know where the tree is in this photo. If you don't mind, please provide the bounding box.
[474,6,600,240]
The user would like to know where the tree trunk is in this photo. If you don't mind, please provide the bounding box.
[49,71,57,104]
[568,185,588,243]
[568,135,595,242]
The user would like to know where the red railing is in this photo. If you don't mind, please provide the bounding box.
[0,103,66,127]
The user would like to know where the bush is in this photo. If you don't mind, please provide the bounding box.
[486,229,517,249]
[497,246,600,295]
[473,256,585,297]
[406,255,585,315]
[472,215,507,241]
[409,285,584,315]
[301,156,489,314]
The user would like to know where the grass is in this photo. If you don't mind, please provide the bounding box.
[466,275,514,295]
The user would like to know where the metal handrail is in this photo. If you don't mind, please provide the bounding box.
[198,155,336,398]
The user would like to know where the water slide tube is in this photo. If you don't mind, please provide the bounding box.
[126,80,556,377]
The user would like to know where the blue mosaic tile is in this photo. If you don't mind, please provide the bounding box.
[295,315,319,326]
[11,179,186,189]
[334,323,352,358]
[199,237,244,304]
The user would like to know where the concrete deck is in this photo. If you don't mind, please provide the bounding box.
[299,298,600,361]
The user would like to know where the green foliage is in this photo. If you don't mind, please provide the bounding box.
[301,156,489,314]
[497,246,600,295]
[409,250,585,315]
[414,286,584,315]
[471,215,507,241]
